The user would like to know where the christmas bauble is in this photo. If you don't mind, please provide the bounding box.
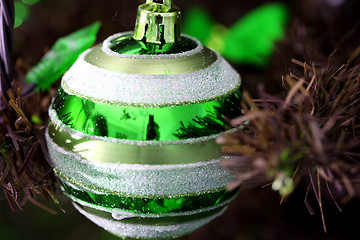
[46,1,242,239]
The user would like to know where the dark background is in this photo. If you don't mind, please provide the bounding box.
[2,184,360,240]
[2,0,360,239]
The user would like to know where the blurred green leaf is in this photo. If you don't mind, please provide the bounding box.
[21,0,40,5]
[183,3,289,67]
[25,21,101,90]
[31,114,43,125]
[182,7,215,44]
[14,1,29,28]
[223,3,288,66]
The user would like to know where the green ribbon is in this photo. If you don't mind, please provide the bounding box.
[48,121,222,165]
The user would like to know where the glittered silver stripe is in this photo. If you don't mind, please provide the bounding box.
[49,107,239,147]
[61,49,240,106]
[74,202,226,239]
[57,169,230,198]
[46,132,235,197]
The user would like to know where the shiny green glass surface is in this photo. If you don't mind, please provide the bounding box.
[62,182,237,214]
[53,87,242,141]
[109,35,197,55]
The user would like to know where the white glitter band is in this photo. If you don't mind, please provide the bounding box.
[62,49,240,106]
[46,132,235,197]
[74,202,226,239]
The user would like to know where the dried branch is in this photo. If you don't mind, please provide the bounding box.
[0,73,57,211]
[220,27,360,231]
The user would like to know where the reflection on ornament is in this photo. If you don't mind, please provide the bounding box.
[46,0,242,239]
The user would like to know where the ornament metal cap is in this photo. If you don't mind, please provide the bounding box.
[133,0,181,44]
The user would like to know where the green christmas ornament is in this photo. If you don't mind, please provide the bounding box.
[46,0,242,239]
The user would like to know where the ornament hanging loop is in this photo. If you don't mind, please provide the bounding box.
[133,0,181,44]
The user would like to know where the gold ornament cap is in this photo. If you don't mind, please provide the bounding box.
[133,0,181,44]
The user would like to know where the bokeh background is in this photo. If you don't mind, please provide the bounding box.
[2,0,360,239]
